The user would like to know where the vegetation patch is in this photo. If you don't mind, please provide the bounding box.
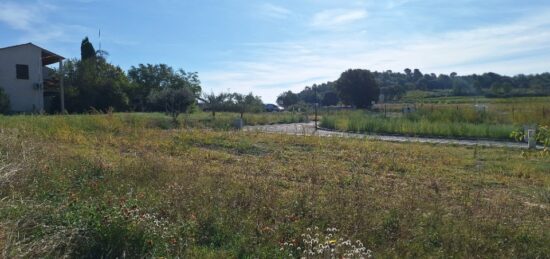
[1,115,549,258]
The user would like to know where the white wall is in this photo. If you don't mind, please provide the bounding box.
[0,44,44,112]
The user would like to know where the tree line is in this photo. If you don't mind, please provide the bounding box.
[278,68,550,108]
[278,69,380,109]
[53,37,264,119]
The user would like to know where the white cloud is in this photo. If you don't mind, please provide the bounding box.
[0,1,88,45]
[0,2,47,30]
[259,3,292,19]
[202,10,550,103]
[310,9,368,29]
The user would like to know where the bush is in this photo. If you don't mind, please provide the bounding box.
[0,87,10,114]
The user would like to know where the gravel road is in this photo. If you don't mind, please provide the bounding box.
[244,122,539,149]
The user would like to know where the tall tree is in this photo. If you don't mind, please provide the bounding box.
[335,69,380,109]
[80,37,96,60]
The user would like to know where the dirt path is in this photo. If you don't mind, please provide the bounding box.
[244,122,539,149]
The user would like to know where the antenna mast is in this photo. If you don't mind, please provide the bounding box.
[98,29,102,55]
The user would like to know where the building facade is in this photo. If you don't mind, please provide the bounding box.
[0,43,64,113]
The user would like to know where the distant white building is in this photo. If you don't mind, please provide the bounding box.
[0,43,65,113]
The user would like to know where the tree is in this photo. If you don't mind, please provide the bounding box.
[62,57,130,113]
[404,68,412,78]
[490,81,513,96]
[452,78,474,96]
[335,69,380,109]
[200,92,232,117]
[80,37,96,60]
[148,87,195,125]
[413,69,423,82]
[128,64,201,111]
[0,87,10,114]
[232,93,264,118]
[321,91,339,106]
[276,91,299,108]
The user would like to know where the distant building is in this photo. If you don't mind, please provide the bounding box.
[0,43,65,113]
[265,103,282,112]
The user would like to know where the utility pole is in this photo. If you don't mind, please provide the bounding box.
[59,60,65,113]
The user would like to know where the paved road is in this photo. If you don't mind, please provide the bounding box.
[244,122,540,149]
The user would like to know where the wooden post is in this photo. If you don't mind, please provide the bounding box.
[59,60,65,113]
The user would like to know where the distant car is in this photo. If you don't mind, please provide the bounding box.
[265,104,283,112]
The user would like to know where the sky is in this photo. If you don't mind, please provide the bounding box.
[1,0,550,103]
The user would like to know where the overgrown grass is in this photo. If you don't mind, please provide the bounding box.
[1,115,549,258]
[321,110,517,140]
[0,111,309,135]
[375,96,550,126]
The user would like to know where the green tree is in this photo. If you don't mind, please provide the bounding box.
[490,81,513,96]
[404,68,412,78]
[232,93,264,118]
[321,91,339,106]
[276,91,299,108]
[200,92,232,117]
[128,64,201,111]
[413,69,423,82]
[80,37,97,60]
[63,58,130,112]
[148,87,195,125]
[335,69,380,109]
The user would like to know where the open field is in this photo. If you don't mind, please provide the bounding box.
[322,97,550,140]
[1,114,549,258]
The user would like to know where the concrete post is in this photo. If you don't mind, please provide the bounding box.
[233,118,243,130]
[528,129,537,149]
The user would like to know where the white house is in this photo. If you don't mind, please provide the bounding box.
[0,43,65,113]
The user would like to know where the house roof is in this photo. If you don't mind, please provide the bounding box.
[0,43,65,66]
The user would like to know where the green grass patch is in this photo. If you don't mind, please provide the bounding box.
[1,114,548,257]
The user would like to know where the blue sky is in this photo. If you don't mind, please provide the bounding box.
[1,0,550,102]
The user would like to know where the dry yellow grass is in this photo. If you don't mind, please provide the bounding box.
[0,114,549,258]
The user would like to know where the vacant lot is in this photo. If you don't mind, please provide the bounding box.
[1,114,549,258]
[322,97,550,140]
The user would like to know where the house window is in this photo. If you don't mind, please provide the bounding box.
[16,64,29,80]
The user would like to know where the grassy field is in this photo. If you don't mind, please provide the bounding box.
[0,114,549,258]
[322,97,550,140]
